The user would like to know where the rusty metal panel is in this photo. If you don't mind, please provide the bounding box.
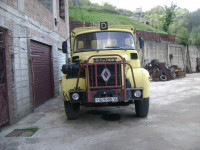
[70,20,84,31]
[30,40,53,108]
[0,28,9,126]
[137,30,175,42]
[158,63,173,80]
[69,20,98,31]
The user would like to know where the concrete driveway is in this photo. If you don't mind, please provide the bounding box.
[0,73,200,150]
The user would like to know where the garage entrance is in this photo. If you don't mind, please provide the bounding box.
[0,28,9,126]
[30,40,54,108]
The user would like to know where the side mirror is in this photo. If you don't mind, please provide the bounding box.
[139,36,144,49]
[62,41,68,53]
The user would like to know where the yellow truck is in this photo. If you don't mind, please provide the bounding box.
[61,22,150,120]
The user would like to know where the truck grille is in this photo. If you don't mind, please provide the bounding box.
[88,64,122,87]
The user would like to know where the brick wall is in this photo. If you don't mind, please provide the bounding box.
[24,0,68,39]
[24,0,54,30]
[57,0,68,39]
[2,0,18,9]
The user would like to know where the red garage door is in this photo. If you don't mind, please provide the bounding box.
[30,41,54,108]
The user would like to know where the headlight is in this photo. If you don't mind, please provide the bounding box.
[134,90,142,98]
[72,93,79,100]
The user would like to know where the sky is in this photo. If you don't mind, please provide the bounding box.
[89,0,199,12]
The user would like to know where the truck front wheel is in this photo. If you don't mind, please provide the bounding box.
[64,101,80,120]
[135,98,149,117]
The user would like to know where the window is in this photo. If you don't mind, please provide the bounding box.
[59,0,65,20]
[38,0,53,13]
[74,31,135,52]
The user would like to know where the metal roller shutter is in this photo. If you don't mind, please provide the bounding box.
[58,49,66,94]
[30,40,53,108]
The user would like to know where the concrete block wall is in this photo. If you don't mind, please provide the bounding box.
[189,45,199,72]
[4,30,15,124]
[13,25,31,118]
[0,0,69,122]
[144,41,168,63]
[143,41,200,72]
[168,44,185,69]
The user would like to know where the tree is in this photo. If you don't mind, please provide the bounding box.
[190,26,200,47]
[184,9,200,32]
[179,27,189,46]
[169,8,188,35]
[102,2,116,10]
[195,34,200,48]
[162,3,177,32]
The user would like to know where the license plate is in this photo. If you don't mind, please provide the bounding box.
[95,97,118,103]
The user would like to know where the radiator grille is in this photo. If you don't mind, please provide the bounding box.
[88,64,122,87]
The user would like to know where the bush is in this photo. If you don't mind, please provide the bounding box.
[179,27,189,46]
[194,33,200,47]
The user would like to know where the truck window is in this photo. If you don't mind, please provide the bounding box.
[74,31,135,52]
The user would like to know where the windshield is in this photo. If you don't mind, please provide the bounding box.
[74,31,135,52]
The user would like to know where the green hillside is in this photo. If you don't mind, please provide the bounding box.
[69,5,165,34]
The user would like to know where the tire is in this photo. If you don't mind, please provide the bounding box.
[126,78,131,88]
[64,101,79,120]
[151,59,159,68]
[126,78,132,99]
[160,74,167,81]
[135,98,149,117]
[72,103,80,111]
[151,59,159,65]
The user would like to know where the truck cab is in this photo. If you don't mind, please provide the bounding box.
[61,23,150,120]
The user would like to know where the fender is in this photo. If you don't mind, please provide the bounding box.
[61,75,86,101]
[126,68,150,98]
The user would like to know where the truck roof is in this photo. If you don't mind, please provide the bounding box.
[72,25,136,35]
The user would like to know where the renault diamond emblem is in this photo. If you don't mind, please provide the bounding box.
[101,68,111,81]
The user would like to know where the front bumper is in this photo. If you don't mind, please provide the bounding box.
[68,88,143,103]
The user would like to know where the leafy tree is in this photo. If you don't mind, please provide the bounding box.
[169,8,188,35]
[179,27,190,46]
[162,3,177,32]
[82,0,92,6]
[145,6,165,31]
[184,9,200,32]
[190,26,200,47]
[117,8,134,16]
[195,34,200,47]
[102,2,115,10]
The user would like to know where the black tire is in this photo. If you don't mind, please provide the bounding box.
[64,101,79,120]
[126,78,131,88]
[160,74,167,81]
[72,103,80,111]
[151,59,159,65]
[135,98,149,117]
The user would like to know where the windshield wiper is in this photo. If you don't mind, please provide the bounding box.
[75,49,97,52]
[104,46,124,49]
